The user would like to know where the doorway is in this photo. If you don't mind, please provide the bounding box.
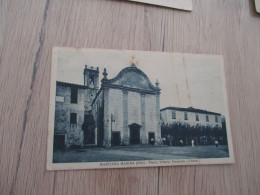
[129,123,141,145]
[112,132,121,146]
[148,132,155,145]
[53,135,65,150]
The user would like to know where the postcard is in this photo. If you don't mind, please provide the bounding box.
[47,48,234,170]
[128,0,192,11]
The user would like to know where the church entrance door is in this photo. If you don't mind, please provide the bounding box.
[148,132,155,145]
[112,132,121,146]
[129,123,141,145]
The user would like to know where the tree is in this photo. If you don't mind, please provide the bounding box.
[161,121,228,146]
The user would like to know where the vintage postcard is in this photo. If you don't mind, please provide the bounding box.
[128,0,192,11]
[47,48,234,170]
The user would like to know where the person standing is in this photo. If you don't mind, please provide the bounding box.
[191,139,194,147]
[180,139,183,147]
[215,140,219,149]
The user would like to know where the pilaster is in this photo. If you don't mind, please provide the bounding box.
[123,90,129,145]
[141,93,147,144]
[103,88,110,146]
[156,93,161,141]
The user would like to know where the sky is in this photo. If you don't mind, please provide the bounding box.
[54,47,229,116]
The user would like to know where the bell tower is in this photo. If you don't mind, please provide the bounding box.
[82,65,99,145]
[83,65,99,90]
[83,65,99,112]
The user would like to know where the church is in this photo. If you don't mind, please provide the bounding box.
[53,64,161,149]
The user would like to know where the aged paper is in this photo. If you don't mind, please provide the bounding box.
[128,0,192,11]
[47,48,234,170]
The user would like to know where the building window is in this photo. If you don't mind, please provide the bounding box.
[184,113,188,120]
[71,87,78,104]
[172,111,176,119]
[206,115,209,122]
[215,116,218,123]
[70,113,77,124]
[196,114,199,121]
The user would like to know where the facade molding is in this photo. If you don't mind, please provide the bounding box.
[102,66,160,93]
[101,84,160,95]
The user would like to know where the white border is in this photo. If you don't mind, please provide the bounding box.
[46,48,234,171]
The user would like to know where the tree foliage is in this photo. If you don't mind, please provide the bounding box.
[161,122,228,146]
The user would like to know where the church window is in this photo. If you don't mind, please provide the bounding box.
[206,115,209,122]
[70,113,77,124]
[184,113,188,120]
[215,116,218,122]
[172,111,176,119]
[71,87,78,104]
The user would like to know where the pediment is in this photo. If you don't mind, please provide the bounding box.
[104,67,158,92]
[112,71,152,90]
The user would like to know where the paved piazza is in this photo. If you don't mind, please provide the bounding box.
[53,145,229,163]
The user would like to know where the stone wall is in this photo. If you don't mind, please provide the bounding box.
[54,85,85,148]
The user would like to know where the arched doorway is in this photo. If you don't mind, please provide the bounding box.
[129,123,141,145]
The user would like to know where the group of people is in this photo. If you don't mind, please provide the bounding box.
[179,139,219,148]
[151,137,220,148]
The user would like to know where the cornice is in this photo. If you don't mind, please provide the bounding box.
[102,66,160,92]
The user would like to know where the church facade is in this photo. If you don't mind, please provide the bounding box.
[92,65,161,147]
[53,64,161,149]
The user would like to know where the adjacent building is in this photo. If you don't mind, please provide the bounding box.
[160,107,226,145]
[160,106,222,128]
[54,66,99,149]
